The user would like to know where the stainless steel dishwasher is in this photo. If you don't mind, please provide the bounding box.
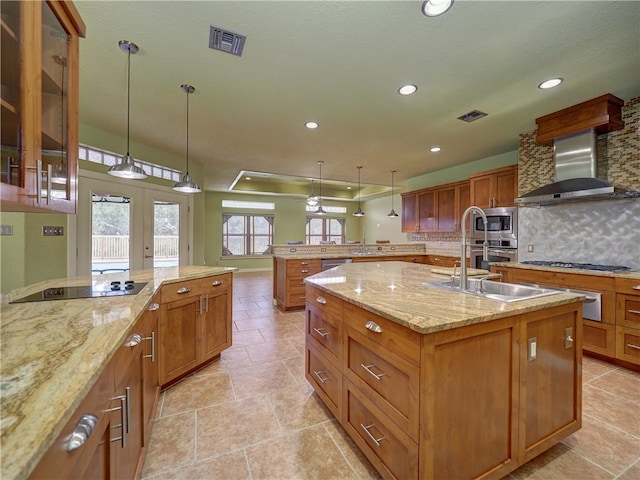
[321,258,352,271]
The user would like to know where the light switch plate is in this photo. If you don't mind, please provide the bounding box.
[0,224,13,236]
[42,226,64,236]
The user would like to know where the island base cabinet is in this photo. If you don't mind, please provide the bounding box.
[305,341,342,419]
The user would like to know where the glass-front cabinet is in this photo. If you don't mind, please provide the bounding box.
[0,1,85,213]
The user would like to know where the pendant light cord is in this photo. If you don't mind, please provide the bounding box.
[185,89,190,175]
[126,47,131,156]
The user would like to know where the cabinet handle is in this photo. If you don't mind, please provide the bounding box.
[45,163,52,205]
[633,285,640,291]
[316,296,327,305]
[365,321,382,333]
[198,295,203,315]
[211,280,223,286]
[36,160,43,204]
[107,395,127,448]
[313,327,329,337]
[301,261,309,266]
[205,294,209,313]
[360,423,386,447]
[301,269,309,273]
[627,343,640,351]
[313,370,329,384]
[123,333,142,347]
[67,414,99,451]
[177,286,190,294]
[628,309,640,315]
[564,327,574,349]
[361,363,386,380]
[148,302,160,311]
[143,331,156,362]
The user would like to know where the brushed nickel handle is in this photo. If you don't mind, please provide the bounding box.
[301,261,309,266]
[46,163,52,205]
[313,327,329,337]
[148,302,160,311]
[198,295,203,315]
[67,414,99,451]
[632,285,640,291]
[628,309,640,315]
[107,395,127,448]
[365,321,382,333]
[36,160,43,204]
[316,296,327,305]
[564,327,574,349]
[301,269,309,273]
[361,363,386,380]
[360,423,385,447]
[143,331,155,362]
[123,333,142,347]
[212,280,223,286]
[177,286,190,294]
[205,294,209,313]
[627,343,640,351]
[313,370,329,384]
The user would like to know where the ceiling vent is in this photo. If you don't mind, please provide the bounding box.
[209,25,246,57]
[457,110,488,122]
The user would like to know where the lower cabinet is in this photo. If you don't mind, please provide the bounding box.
[615,277,640,366]
[305,286,581,480]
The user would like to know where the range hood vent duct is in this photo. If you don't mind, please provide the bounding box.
[516,129,640,205]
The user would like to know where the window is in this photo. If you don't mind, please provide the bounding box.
[306,217,345,244]
[305,205,347,214]
[222,214,274,256]
[222,200,275,210]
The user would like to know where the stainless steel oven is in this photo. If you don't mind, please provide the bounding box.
[470,243,517,270]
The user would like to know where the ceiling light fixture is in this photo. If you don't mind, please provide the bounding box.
[538,77,564,90]
[306,179,319,206]
[173,84,201,193]
[353,166,365,217]
[108,40,147,179]
[398,84,418,95]
[422,0,454,17]
[305,121,319,129]
[430,146,441,153]
[387,170,399,218]
[314,161,327,215]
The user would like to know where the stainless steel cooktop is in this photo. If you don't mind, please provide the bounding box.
[521,260,631,273]
[10,281,148,304]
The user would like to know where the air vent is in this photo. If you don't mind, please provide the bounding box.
[457,110,488,122]
[209,25,246,57]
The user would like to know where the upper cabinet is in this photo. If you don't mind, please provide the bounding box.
[469,165,518,209]
[1,1,85,213]
[401,180,470,233]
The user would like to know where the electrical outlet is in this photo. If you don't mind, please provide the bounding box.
[0,225,13,236]
[321,247,327,252]
[42,226,64,236]
[527,244,534,252]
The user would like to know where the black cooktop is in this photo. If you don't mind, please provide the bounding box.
[521,260,631,273]
[10,281,148,304]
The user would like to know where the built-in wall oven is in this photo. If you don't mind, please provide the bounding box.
[470,207,518,270]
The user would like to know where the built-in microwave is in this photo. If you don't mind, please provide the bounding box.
[471,207,518,242]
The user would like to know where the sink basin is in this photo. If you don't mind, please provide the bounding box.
[425,279,561,303]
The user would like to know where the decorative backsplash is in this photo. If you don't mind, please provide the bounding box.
[271,243,426,256]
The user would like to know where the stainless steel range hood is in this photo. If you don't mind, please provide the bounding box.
[515,130,640,206]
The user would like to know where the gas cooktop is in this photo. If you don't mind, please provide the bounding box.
[521,260,631,273]
[10,281,148,304]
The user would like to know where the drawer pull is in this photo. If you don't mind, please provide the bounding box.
[361,363,386,380]
[177,286,190,294]
[148,302,160,311]
[313,327,329,338]
[365,321,383,333]
[633,285,640,291]
[301,261,309,266]
[301,269,309,273]
[316,296,327,305]
[212,280,223,286]
[123,333,142,347]
[143,331,156,362]
[627,343,640,351]
[360,423,386,447]
[628,309,640,315]
[313,369,329,384]
[67,414,99,451]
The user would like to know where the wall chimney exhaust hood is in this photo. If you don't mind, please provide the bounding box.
[516,95,639,206]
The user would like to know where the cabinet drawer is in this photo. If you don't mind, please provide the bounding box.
[306,342,342,419]
[617,294,640,329]
[306,285,344,319]
[615,327,640,365]
[615,277,640,295]
[160,278,200,303]
[286,291,307,307]
[343,302,420,365]
[286,259,321,276]
[345,327,420,441]
[344,382,418,480]
[307,305,342,363]
[287,276,308,294]
[583,320,616,357]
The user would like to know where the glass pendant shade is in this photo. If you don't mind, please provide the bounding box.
[173,84,201,193]
[353,165,365,217]
[109,40,147,180]
[306,179,318,206]
[314,160,326,214]
[387,170,399,217]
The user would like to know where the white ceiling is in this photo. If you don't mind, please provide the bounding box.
[75,0,640,197]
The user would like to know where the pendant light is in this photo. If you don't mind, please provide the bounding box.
[306,179,318,206]
[387,170,399,217]
[108,40,147,179]
[173,84,201,193]
[314,161,327,215]
[353,166,365,217]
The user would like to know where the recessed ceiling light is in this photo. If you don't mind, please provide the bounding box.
[430,146,441,153]
[538,78,564,90]
[398,84,418,95]
[422,0,454,17]
[245,177,251,181]
[305,121,319,129]
[347,186,352,190]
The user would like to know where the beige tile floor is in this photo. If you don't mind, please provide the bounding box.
[141,271,640,479]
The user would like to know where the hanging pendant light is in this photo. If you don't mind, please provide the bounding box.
[108,40,147,179]
[314,161,327,215]
[387,170,399,217]
[306,179,318,206]
[353,165,365,217]
[173,84,201,193]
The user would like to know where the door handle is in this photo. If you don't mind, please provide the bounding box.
[144,255,153,258]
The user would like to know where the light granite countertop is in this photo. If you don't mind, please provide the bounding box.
[273,251,429,260]
[305,261,585,334]
[0,265,235,480]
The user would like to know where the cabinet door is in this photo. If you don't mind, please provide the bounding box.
[159,295,200,385]
[494,169,518,207]
[470,174,493,208]
[201,277,232,361]
[458,182,471,231]
[435,186,456,232]
[401,192,417,232]
[417,190,436,232]
[142,302,160,446]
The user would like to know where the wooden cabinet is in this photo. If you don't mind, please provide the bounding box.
[274,258,321,310]
[1,0,85,213]
[615,278,640,366]
[141,300,160,447]
[424,254,461,267]
[401,181,470,233]
[401,191,419,233]
[158,273,233,387]
[469,165,518,208]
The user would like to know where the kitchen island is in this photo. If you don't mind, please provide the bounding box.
[0,266,235,480]
[304,261,584,480]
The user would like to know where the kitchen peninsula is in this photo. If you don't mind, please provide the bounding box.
[1,266,235,480]
[304,261,584,479]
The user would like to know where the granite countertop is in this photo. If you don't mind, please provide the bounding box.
[273,251,429,260]
[492,262,640,280]
[0,266,235,480]
[305,261,584,334]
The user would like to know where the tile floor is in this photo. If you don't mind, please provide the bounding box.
[141,271,640,479]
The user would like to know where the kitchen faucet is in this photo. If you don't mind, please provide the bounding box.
[459,206,489,292]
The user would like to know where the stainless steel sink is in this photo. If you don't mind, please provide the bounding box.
[425,279,562,303]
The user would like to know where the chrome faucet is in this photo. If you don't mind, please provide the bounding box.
[460,206,489,292]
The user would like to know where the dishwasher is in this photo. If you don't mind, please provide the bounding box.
[519,283,602,321]
[321,258,352,271]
